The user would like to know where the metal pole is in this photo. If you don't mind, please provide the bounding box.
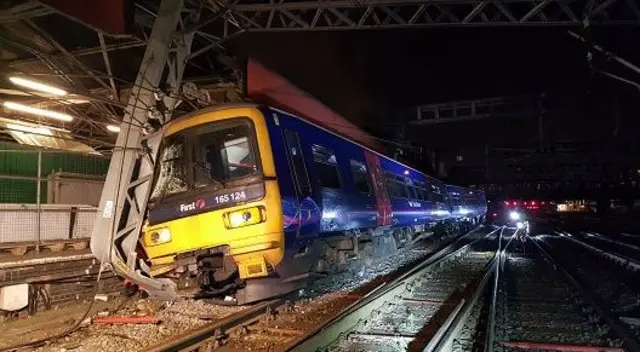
[90,0,197,300]
[36,149,42,252]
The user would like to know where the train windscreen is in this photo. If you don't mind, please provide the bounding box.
[150,119,259,202]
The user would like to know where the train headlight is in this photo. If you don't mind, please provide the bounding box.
[145,228,171,246]
[224,206,265,229]
[509,211,521,221]
[516,221,525,229]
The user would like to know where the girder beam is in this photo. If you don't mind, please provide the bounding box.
[205,0,640,37]
[408,96,537,125]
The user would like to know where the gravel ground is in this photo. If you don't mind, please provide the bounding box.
[306,228,486,298]
[34,299,244,352]
[541,234,640,340]
[8,226,489,352]
[222,245,440,351]
[223,227,492,351]
[494,239,623,351]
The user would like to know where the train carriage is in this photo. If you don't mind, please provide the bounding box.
[141,104,486,304]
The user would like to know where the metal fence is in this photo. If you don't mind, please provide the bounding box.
[0,204,98,243]
[0,144,108,247]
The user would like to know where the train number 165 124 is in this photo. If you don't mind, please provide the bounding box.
[214,191,247,204]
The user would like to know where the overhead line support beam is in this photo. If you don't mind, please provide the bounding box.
[207,0,640,37]
[90,0,199,300]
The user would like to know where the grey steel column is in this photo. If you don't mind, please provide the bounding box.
[90,0,197,300]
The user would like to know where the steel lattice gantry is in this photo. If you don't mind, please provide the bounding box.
[90,0,640,300]
[208,0,640,38]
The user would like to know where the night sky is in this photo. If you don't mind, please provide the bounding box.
[230,26,640,151]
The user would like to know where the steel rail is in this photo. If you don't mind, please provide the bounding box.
[531,237,640,352]
[557,231,640,271]
[426,228,504,351]
[285,226,502,351]
[583,232,640,253]
[424,253,498,351]
[141,298,286,352]
[483,227,507,352]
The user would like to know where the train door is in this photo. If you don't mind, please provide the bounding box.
[364,151,392,226]
[283,129,319,238]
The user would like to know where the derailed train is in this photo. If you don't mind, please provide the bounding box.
[140,104,487,304]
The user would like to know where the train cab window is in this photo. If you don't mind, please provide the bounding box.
[193,123,257,188]
[150,135,188,200]
[312,144,342,189]
[151,119,259,201]
[350,160,372,194]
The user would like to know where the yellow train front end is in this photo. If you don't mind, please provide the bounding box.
[141,105,284,303]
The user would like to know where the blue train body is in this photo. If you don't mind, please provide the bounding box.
[262,106,487,247]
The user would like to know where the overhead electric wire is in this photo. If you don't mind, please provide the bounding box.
[568,31,640,77]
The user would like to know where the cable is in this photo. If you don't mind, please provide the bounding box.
[0,238,140,352]
[0,271,107,352]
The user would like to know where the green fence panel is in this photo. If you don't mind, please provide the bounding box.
[0,143,109,203]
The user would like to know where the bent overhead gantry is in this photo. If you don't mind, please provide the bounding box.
[90,0,640,299]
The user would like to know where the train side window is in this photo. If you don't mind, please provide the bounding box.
[350,160,372,194]
[384,172,401,198]
[417,184,427,200]
[397,175,410,198]
[432,192,444,204]
[413,182,422,200]
[406,179,418,199]
[312,144,342,189]
[384,173,394,196]
[422,181,431,200]
[284,130,311,195]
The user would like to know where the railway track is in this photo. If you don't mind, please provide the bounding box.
[286,232,501,351]
[33,225,640,352]
[139,226,499,352]
[437,231,640,352]
[490,239,629,352]
[574,231,640,266]
[540,232,640,346]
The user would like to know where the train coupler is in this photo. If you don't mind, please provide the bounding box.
[194,253,244,299]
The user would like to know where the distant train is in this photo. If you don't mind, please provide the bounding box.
[140,104,487,304]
